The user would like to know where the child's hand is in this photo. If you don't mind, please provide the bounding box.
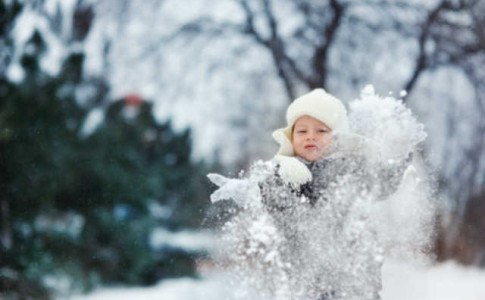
[207,173,229,188]
[207,173,262,208]
[274,155,312,188]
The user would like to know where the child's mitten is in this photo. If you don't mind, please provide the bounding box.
[274,155,312,188]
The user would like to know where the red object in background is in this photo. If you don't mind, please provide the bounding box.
[124,94,144,107]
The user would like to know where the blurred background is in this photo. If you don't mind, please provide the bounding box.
[1,0,484,299]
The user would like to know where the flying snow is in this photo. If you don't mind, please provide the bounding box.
[207,85,436,300]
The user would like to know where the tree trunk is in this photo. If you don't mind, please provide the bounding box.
[0,198,12,250]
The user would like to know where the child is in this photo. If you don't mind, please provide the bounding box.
[261,88,410,300]
[209,88,413,300]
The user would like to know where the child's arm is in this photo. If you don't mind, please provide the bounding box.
[372,153,413,200]
[259,167,296,212]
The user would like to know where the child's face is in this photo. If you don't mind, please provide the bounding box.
[292,115,332,162]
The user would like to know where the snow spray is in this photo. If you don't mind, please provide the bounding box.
[207,85,437,300]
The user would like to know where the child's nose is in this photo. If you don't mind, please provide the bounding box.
[307,132,316,140]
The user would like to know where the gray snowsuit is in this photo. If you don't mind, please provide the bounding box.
[259,153,408,300]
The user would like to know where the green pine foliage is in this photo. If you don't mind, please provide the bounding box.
[0,18,211,300]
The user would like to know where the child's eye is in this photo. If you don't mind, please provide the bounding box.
[318,129,329,133]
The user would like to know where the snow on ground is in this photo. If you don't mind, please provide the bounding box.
[68,259,485,300]
[381,260,485,300]
[66,275,229,300]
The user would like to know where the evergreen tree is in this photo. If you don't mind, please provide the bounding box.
[1,4,211,298]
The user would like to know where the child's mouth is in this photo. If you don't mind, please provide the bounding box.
[304,145,317,150]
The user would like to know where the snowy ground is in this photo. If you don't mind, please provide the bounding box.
[67,259,485,300]
[380,260,485,300]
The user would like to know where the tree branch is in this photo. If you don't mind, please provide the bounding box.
[402,0,448,96]
[239,0,300,100]
[310,0,345,89]
[239,0,266,44]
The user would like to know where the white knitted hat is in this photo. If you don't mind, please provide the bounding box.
[272,88,349,156]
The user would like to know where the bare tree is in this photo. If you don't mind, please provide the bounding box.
[398,0,485,263]
[413,0,484,202]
